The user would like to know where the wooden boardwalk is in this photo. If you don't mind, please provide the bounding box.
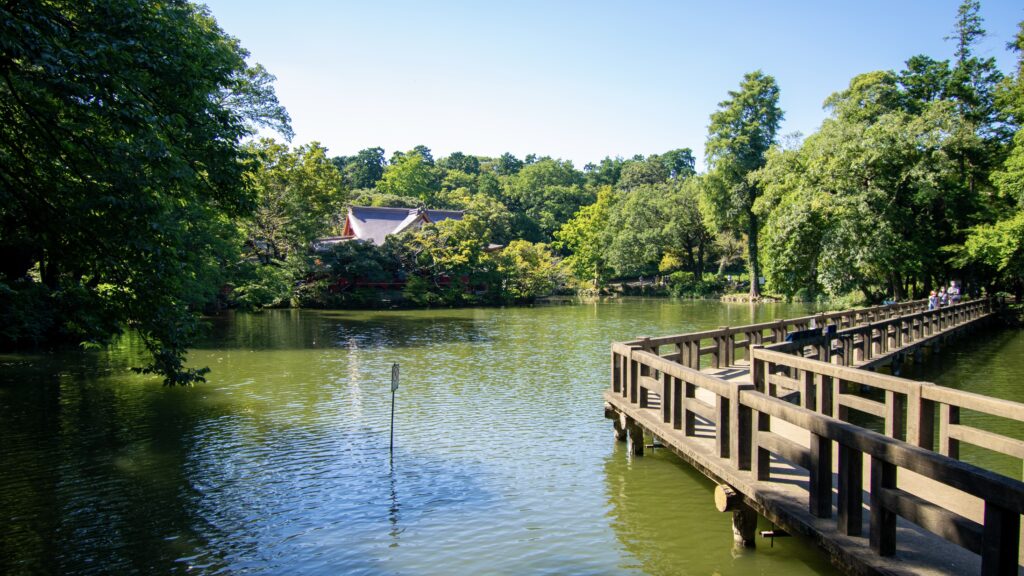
[604,299,1024,576]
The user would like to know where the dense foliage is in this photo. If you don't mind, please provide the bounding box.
[2,0,1022,385]
[0,0,290,384]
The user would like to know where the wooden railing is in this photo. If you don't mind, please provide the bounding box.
[622,299,934,371]
[609,298,1023,575]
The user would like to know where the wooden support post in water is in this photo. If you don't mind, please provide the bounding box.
[715,484,758,548]
[613,410,627,442]
[626,417,644,456]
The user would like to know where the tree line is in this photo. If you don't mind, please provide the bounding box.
[1,0,1021,384]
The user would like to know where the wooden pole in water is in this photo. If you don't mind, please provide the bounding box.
[390,363,399,456]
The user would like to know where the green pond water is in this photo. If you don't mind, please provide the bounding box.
[0,299,1020,575]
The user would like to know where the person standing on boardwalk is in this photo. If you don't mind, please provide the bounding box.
[949,281,961,304]
[939,287,949,307]
[928,290,938,310]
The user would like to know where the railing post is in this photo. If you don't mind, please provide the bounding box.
[981,501,1021,576]
[749,347,768,477]
[689,340,702,369]
[627,346,641,404]
[870,456,897,556]
[838,443,863,535]
[713,327,732,368]
[685,380,697,436]
[802,369,816,411]
[729,383,753,471]
[671,377,683,430]
[906,382,935,450]
[884,390,906,441]
[612,351,622,393]
[717,392,730,459]
[661,371,672,424]
[939,404,961,459]
[809,432,832,518]
[819,374,834,417]
[636,337,651,408]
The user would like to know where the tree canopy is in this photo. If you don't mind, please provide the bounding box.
[701,70,783,298]
[0,0,290,383]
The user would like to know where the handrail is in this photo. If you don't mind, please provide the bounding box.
[748,298,1022,464]
[608,297,1018,574]
[621,298,942,370]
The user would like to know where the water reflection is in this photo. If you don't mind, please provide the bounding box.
[898,326,1024,478]
[603,442,835,576]
[0,299,853,575]
[197,309,494,351]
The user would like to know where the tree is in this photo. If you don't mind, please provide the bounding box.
[338,147,386,189]
[234,140,345,307]
[439,151,480,175]
[701,71,783,298]
[501,158,591,241]
[584,157,625,188]
[495,152,524,176]
[617,156,669,190]
[957,20,1024,300]
[554,187,615,287]
[660,148,697,180]
[659,177,713,277]
[604,185,666,275]
[496,240,563,303]
[0,0,290,384]
[399,216,496,305]
[377,150,439,202]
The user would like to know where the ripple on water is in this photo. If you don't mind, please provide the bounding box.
[0,303,858,575]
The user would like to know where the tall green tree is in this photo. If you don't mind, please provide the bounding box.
[377,150,439,202]
[337,147,386,190]
[701,71,783,298]
[0,0,290,384]
[438,151,480,174]
[957,21,1024,300]
[554,186,615,288]
[234,140,345,307]
[501,158,590,241]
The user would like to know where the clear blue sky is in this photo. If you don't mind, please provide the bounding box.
[201,0,1023,170]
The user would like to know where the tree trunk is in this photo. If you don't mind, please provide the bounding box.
[696,243,705,278]
[747,211,761,299]
[41,251,59,289]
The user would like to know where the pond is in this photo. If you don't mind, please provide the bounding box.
[0,299,1018,575]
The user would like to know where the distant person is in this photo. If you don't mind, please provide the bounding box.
[949,281,961,304]
[928,290,938,310]
[938,287,948,307]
